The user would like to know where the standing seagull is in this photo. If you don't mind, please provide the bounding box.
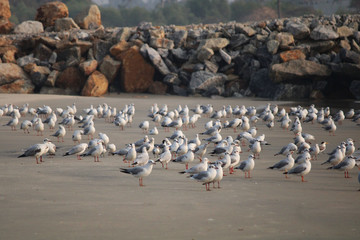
[139,120,150,133]
[51,125,66,142]
[285,156,311,182]
[268,153,295,178]
[120,160,156,187]
[3,116,19,131]
[235,154,255,178]
[156,145,172,169]
[189,165,217,191]
[81,140,104,162]
[327,156,356,178]
[172,149,194,170]
[18,139,50,164]
[63,143,88,160]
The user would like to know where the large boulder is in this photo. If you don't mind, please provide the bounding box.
[14,21,44,34]
[118,46,155,92]
[75,5,101,30]
[189,71,227,94]
[0,63,35,93]
[55,66,86,93]
[270,59,331,83]
[249,68,278,98]
[0,19,13,34]
[79,59,98,76]
[54,17,79,32]
[81,71,108,97]
[285,21,310,39]
[35,1,69,28]
[0,0,11,20]
[99,55,121,84]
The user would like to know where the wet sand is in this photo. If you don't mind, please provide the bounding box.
[0,93,359,240]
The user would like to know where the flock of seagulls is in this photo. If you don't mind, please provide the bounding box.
[1,100,360,191]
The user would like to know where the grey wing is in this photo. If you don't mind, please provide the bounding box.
[128,166,144,175]
[68,145,83,155]
[236,161,246,170]
[289,165,307,174]
[273,160,288,169]
[333,161,347,169]
[24,145,41,156]
[192,171,209,180]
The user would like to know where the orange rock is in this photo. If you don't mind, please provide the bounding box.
[81,71,108,97]
[118,46,154,93]
[279,49,306,62]
[110,40,132,59]
[35,1,69,28]
[75,5,101,30]
[0,79,35,93]
[0,63,35,93]
[56,67,86,93]
[79,59,98,76]
[0,18,14,34]
[0,45,17,63]
[0,0,11,20]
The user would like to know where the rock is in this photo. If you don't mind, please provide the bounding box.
[93,40,113,62]
[145,45,170,75]
[266,40,280,54]
[56,46,81,67]
[229,34,250,49]
[219,49,232,64]
[34,43,52,62]
[310,25,339,40]
[0,19,13,34]
[163,73,181,85]
[242,44,257,55]
[349,80,360,99]
[110,40,132,59]
[81,71,108,96]
[197,47,214,62]
[79,59,98,76]
[198,38,229,51]
[270,59,331,83]
[305,40,335,54]
[55,66,86,93]
[115,27,133,42]
[149,37,174,49]
[75,5,101,30]
[0,0,11,20]
[235,23,256,37]
[54,18,79,32]
[99,55,121,84]
[28,64,51,87]
[118,46,155,92]
[35,1,69,28]
[148,81,167,94]
[14,21,44,34]
[340,39,351,51]
[285,21,310,39]
[203,85,225,97]
[275,33,294,49]
[249,68,278,98]
[204,60,218,73]
[189,71,227,93]
[45,70,59,87]
[337,26,354,38]
[172,85,188,96]
[0,63,34,93]
[0,45,17,63]
[352,39,360,53]
[279,49,306,62]
[339,49,360,64]
[171,48,188,62]
[273,84,312,100]
[17,54,39,67]
[172,29,188,48]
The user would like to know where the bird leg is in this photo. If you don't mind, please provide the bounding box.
[217,181,221,188]
[185,163,188,170]
[139,178,144,187]
[165,163,168,170]
[301,176,307,182]
[36,157,40,164]
[77,155,82,160]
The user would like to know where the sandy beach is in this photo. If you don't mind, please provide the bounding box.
[0,93,359,240]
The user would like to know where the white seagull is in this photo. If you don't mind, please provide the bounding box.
[120,160,156,187]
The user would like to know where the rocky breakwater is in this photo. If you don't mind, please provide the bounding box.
[0,1,360,99]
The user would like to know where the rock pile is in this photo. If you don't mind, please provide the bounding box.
[1,1,360,99]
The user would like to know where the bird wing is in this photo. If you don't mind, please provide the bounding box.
[289,165,307,174]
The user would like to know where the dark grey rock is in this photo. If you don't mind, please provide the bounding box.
[274,84,312,100]
[189,71,227,93]
[93,40,113,62]
[339,49,360,64]
[146,46,170,75]
[172,85,188,96]
[349,80,360,99]
[249,68,278,98]
[171,48,188,62]
[163,73,181,85]
[34,43,53,62]
[285,21,310,39]
[310,25,339,40]
[17,54,39,67]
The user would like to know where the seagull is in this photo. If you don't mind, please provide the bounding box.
[18,139,50,164]
[149,126,159,135]
[72,130,84,144]
[122,143,136,166]
[132,146,150,166]
[3,116,19,131]
[120,160,156,187]
[211,162,224,188]
[172,149,194,170]
[249,139,261,158]
[203,130,222,145]
[308,143,320,160]
[139,120,150,133]
[189,165,217,191]
[327,156,356,178]
[274,143,298,156]
[321,145,345,166]
[345,109,354,119]
[323,120,337,136]
[20,120,32,134]
[268,153,295,178]
[34,118,44,136]
[81,140,104,162]
[235,154,255,178]
[107,143,116,155]
[194,142,209,161]
[214,152,231,175]
[83,121,95,140]
[156,145,172,169]
[295,149,311,164]
[63,143,88,160]
[179,158,209,174]
[51,125,66,142]
[285,156,311,182]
